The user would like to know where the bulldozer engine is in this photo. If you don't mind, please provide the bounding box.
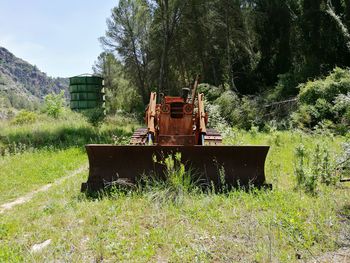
[145,93,208,146]
[82,80,270,192]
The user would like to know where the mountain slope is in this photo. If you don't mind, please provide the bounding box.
[0,46,68,110]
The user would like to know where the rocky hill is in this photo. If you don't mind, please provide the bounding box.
[0,46,68,110]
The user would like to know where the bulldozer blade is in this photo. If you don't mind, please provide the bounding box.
[82,145,270,192]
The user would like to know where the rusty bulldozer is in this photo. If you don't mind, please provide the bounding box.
[81,78,270,191]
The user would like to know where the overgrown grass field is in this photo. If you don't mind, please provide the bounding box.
[0,115,349,262]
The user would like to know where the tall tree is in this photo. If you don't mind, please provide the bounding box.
[255,0,293,86]
[101,0,151,104]
[93,52,142,113]
[99,0,350,109]
[149,0,186,95]
[302,0,322,76]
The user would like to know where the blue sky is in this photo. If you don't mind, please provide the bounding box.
[0,0,117,77]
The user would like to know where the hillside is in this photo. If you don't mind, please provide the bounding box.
[0,46,68,111]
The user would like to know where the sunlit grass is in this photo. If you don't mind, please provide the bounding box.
[0,147,86,204]
[0,117,349,262]
[224,129,345,189]
[0,111,138,153]
[0,170,349,262]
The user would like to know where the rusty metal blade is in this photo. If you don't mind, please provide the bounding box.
[82,145,269,191]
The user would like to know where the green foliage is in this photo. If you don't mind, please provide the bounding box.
[197,84,224,101]
[44,90,66,118]
[101,0,151,104]
[200,85,264,131]
[1,90,39,110]
[81,108,105,127]
[230,96,262,130]
[205,102,228,130]
[299,68,350,105]
[10,110,38,125]
[333,92,350,132]
[294,143,337,195]
[214,90,240,120]
[293,68,350,132]
[99,0,350,103]
[0,112,136,154]
[140,153,196,204]
[0,244,23,262]
[0,96,11,109]
[269,72,303,101]
[337,142,350,180]
[93,52,143,115]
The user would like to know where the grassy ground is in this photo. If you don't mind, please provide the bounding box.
[0,169,349,262]
[224,129,346,189]
[0,111,137,153]
[0,115,349,262]
[0,147,86,204]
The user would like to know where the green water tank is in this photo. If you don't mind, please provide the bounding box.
[69,75,105,110]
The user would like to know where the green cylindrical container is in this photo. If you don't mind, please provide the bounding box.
[69,75,105,110]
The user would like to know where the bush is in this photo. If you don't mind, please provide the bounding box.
[197,83,225,101]
[294,143,337,194]
[230,96,263,130]
[139,153,196,204]
[293,67,350,132]
[81,108,105,127]
[269,72,301,101]
[43,90,66,118]
[199,84,264,131]
[337,142,350,181]
[10,110,38,125]
[214,90,240,120]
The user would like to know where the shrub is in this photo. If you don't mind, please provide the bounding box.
[269,72,301,100]
[10,110,37,125]
[205,101,225,128]
[294,143,337,194]
[230,96,263,130]
[197,83,225,101]
[337,142,350,181]
[214,90,240,120]
[293,67,350,132]
[139,153,196,204]
[81,108,105,127]
[43,90,66,118]
[200,84,264,131]
[299,67,350,104]
[333,92,350,132]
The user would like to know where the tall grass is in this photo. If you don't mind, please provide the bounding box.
[0,111,138,155]
[136,153,198,205]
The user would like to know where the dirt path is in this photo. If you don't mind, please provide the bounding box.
[0,165,87,214]
[308,247,350,263]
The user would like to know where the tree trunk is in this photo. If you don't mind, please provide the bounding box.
[225,0,236,92]
[158,0,169,98]
[302,0,322,76]
[277,3,291,74]
[346,1,350,28]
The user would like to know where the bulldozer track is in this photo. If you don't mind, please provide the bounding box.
[130,127,222,145]
[204,128,222,145]
[130,128,148,145]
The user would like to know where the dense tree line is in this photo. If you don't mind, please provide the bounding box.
[96,0,350,108]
